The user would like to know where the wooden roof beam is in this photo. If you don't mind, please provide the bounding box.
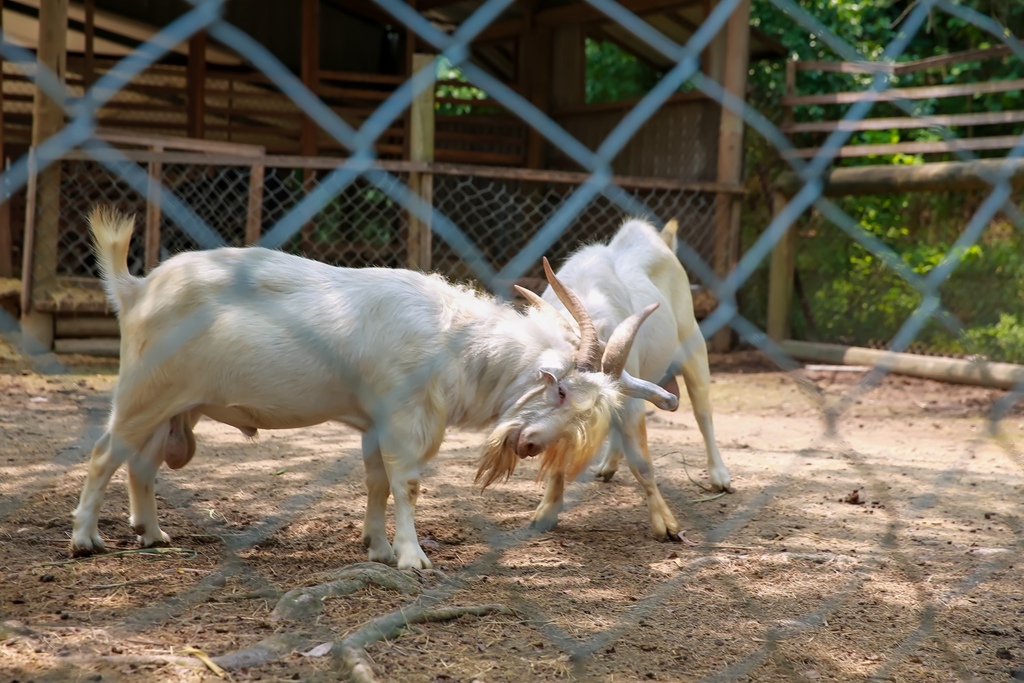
[474,0,699,43]
[323,0,398,28]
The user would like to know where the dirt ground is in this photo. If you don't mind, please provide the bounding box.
[1,349,1023,683]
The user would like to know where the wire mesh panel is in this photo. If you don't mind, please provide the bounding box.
[2,0,1024,682]
[431,171,716,285]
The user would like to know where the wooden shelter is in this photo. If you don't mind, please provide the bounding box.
[2,0,779,353]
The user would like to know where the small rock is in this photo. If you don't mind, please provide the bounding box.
[420,538,441,551]
[1010,669,1024,681]
[88,675,102,681]
[842,489,864,505]
[997,648,1014,660]
[40,574,55,583]
[977,626,1010,636]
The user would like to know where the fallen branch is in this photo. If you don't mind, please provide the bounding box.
[338,603,513,683]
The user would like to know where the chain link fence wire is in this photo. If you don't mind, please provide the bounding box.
[2,0,1024,680]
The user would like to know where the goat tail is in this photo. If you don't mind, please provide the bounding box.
[88,204,141,316]
[660,218,679,253]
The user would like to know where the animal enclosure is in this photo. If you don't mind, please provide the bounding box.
[1,0,1024,681]
[1,353,1022,681]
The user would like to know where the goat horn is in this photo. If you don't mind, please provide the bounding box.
[542,257,601,373]
[600,303,659,379]
[514,285,576,337]
[618,369,679,411]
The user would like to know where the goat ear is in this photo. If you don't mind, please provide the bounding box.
[660,219,679,250]
[538,369,559,385]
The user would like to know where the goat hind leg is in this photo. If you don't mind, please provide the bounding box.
[679,340,732,492]
[71,430,137,556]
[127,423,173,548]
[361,432,395,566]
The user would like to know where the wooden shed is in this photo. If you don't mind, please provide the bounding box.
[2,0,780,354]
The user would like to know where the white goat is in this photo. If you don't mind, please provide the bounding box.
[71,207,671,569]
[517,218,731,542]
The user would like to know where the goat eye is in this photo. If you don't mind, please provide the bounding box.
[557,386,567,403]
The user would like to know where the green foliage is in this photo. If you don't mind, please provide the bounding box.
[957,314,1024,363]
[584,39,663,104]
[434,56,503,116]
[739,0,1024,361]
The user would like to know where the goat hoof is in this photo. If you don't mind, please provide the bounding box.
[528,518,558,533]
[70,535,106,557]
[138,529,172,548]
[661,530,699,546]
[597,470,616,483]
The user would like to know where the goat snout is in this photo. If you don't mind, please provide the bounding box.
[509,428,544,458]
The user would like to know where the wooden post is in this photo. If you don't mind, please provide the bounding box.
[0,2,10,278]
[83,0,96,90]
[300,0,320,254]
[21,0,68,353]
[407,53,435,271]
[550,25,584,111]
[766,190,797,342]
[710,0,750,353]
[144,146,163,271]
[402,0,417,161]
[704,0,727,83]
[246,163,265,245]
[186,31,207,138]
[19,151,38,316]
[518,3,550,170]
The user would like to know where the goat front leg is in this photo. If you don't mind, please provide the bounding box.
[381,459,431,570]
[619,403,685,542]
[361,432,395,565]
[378,421,441,570]
[679,339,732,493]
[594,436,623,483]
[530,470,565,532]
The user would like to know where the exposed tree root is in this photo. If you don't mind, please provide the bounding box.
[201,563,510,681]
[67,654,205,669]
[212,632,317,671]
[270,562,421,622]
[337,603,512,683]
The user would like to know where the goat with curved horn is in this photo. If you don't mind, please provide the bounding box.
[529,218,731,546]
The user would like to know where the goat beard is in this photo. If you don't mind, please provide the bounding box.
[474,402,613,490]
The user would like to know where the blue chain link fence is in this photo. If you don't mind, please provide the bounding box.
[1,0,1023,681]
